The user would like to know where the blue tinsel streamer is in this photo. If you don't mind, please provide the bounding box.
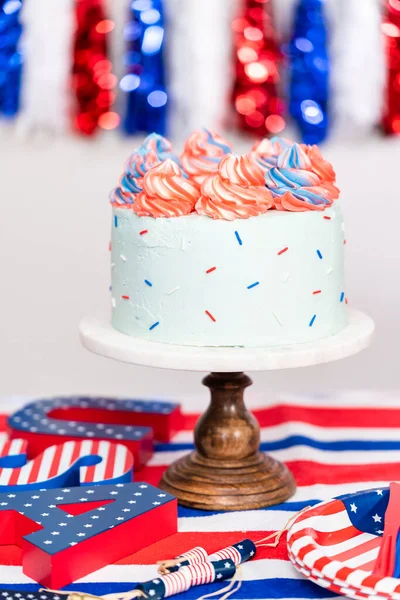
[121,0,167,136]
[0,0,23,117]
[288,0,329,144]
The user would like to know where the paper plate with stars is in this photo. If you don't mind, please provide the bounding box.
[287,487,400,599]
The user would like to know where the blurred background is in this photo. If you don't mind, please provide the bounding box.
[1,0,400,406]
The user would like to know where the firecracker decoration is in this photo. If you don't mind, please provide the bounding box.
[157,539,256,574]
[8,397,183,468]
[0,0,23,117]
[288,0,329,144]
[72,0,119,135]
[382,0,400,134]
[0,437,134,491]
[326,0,385,137]
[231,0,285,137]
[0,482,177,588]
[165,0,237,137]
[121,0,167,135]
[133,559,237,600]
[17,0,74,136]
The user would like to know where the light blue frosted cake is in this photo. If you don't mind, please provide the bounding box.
[109,131,346,347]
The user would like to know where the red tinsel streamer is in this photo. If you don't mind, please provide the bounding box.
[231,0,285,137]
[382,0,400,134]
[72,0,119,136]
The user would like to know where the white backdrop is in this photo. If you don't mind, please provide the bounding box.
[1,130,399,405]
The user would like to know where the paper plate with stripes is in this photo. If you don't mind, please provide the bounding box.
[287,488,400,599]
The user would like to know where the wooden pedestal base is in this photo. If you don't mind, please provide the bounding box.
[159,372,296,511]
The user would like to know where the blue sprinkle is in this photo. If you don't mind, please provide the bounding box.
[144,279,153,287]
[247,282,260,289]
[316,249,323,259]
[235,231,243,246]
[109,285,112,292]
[340,292,345,302]
[114,215,118,227]
[309,314,316,327]
[149,321,160,331]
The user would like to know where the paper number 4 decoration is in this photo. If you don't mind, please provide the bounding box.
[0,438,133,491]
[0,482,177,588]
[8,397,183,468]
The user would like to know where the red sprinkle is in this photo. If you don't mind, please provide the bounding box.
[121,295,130,300]
[313,290,322,295]
[323,216,331,220]
[277,247,289,256]
[206,267,217,274]
[205,310,216,322]
[345,297,348,304]
[139,230,148,235]
[344,240,347,244]
[108,241,112,251]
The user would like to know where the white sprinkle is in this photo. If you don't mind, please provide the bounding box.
[111,262,115,269]
[326,267,334,275]
[120,254,127,262]
[167,286,180,295]
[272,312,283,326]
[281,272,290,283]
[112,297,116,308]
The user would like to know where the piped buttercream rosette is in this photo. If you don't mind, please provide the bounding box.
[302,144,339,200]
[265,144,337,211]
[195,154,274,221]
[141,132,180,163]
[110,134,178,206]
[250,136,293,172]
[181,128,232,187]
[132,160,200,218]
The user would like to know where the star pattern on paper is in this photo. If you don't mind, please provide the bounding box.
[350,503,357,513]
[372,514,382,523]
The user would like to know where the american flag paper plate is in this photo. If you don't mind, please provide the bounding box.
[289,554,384,600]
[287,488,400,599]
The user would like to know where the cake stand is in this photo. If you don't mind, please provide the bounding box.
[79,308,374,511]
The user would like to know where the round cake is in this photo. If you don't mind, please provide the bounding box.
[109,130,346,347]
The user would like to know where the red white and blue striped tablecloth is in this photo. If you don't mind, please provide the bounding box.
[0,391,399,600]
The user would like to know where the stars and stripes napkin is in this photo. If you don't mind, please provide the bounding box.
[0,390,398,600]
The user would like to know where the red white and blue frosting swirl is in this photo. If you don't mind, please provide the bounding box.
[110,134,179,206]
[251,136,293,172]
[181,128,232,187]
[140,133,179,162]
[265,143,336,211]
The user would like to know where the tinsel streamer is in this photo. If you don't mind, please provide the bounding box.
[325,0,385,137]
[73,0,118,136]
[165,0,238,139]
[289,0,329,144]
[231,0,285,137]
[17,0,74,136]
[272,0,298,43]
[382,0,400,134]
[122,0,167,136]
[108,0,128,117]
[0,0,23,118]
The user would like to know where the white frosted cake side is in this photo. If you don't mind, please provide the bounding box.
[110,203,346,347]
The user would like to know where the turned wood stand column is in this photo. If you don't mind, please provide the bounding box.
[159,372,296,511]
